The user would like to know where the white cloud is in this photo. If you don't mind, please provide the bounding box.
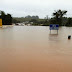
[0,0,72,18]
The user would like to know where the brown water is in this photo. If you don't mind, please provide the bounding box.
[0,26,72,72]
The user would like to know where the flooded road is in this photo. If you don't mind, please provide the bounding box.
[0,26,72,72]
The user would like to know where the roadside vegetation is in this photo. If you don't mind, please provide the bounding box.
[0,11,12,25]
[1,9,72,26]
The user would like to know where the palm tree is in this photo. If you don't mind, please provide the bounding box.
[53,10,67,18]
[53,9,67,25]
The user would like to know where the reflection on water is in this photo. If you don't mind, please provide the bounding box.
[49,34,59,42]
[0,26,72,72]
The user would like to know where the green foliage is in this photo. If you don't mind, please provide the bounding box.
[52,9,67,26]
[12,18,20,23]
[12,9,72,26]
[25,15,39,19]
[0,11,12,25]
[13,15,39,23]
[66,18,72,26]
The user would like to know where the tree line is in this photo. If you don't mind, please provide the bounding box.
[1,10,72,26]
[12,15,39,23]
[13,9,72,26]
[32,10,72,26]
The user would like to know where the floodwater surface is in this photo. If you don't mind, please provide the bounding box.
[0,26,72,72]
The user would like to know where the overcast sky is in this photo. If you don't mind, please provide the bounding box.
[0,0,72,18]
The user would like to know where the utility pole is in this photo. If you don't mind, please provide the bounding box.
[46,15,48,21]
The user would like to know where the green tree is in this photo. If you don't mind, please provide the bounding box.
[53,9,67,25]
[66,18,72,26]
[0,10,12,25]
[6,14,12,25]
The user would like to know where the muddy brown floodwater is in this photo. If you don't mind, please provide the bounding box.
[0,26,72,72]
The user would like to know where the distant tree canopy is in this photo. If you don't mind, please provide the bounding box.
[12,18,20,23]
[0,10,12,25]
[25,15,39,19]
